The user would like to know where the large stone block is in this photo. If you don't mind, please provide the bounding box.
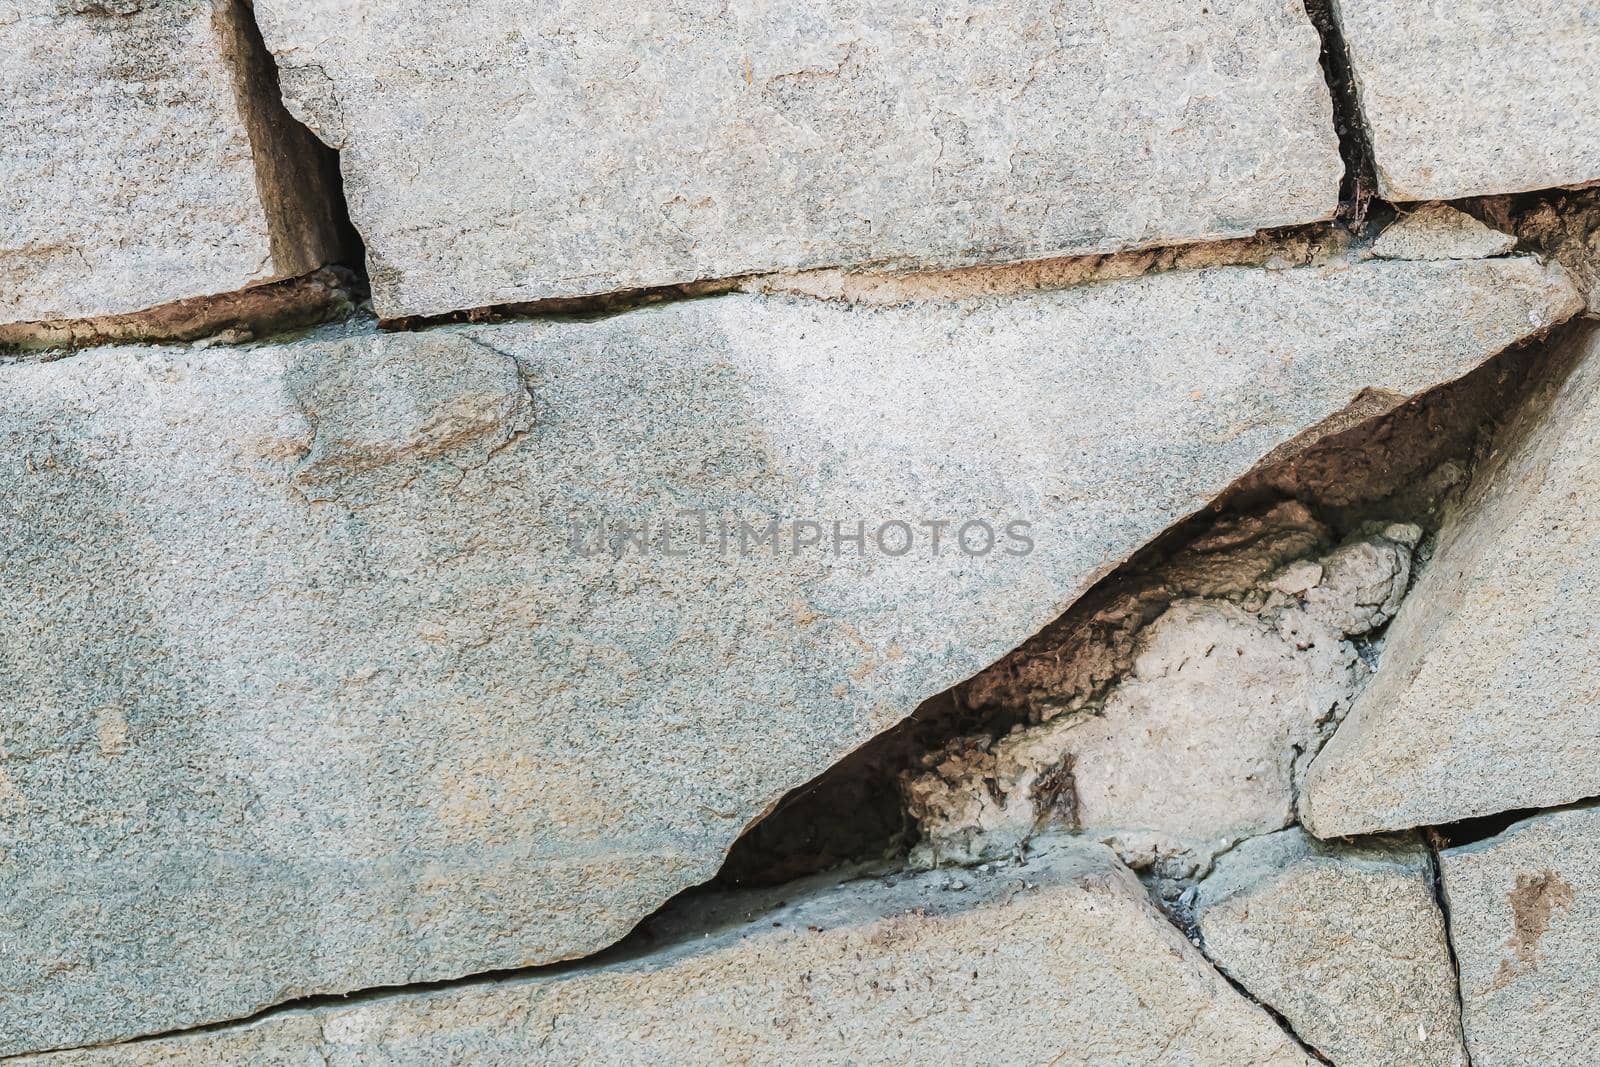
[12,842,1314,1066]
[1440,804,1600,1067]
[0,257,1576,1053]
[252,0,1342,318]
[1196,828,1467,1067]
[1333,0,1600,200]
[1302,324,1600,836]
[0,0,345,327]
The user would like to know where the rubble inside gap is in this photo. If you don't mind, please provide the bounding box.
[1481,185,1600,316]
[904,518,1421,893]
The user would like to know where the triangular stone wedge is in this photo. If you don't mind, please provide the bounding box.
[1303,322,1600,837]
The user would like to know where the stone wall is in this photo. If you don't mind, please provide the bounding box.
[3,0,1599,1063]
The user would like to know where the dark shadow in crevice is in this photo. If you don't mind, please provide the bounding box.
[1428,792,1600,851]
[318,146,368,290]
[1302,0,1385,230]
[220,0,366,280]
[376,277,746,332]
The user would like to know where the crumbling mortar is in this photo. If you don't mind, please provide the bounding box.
[1471,186,1600,316]
[900,518,1424,890]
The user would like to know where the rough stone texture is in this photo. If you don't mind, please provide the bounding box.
[1333,0,1600,201]
[1196,828,1468,1067]
[904,526,1419,876]
[0,0,346,327]
[252,0,1342,318]
[1302,323,1600,836]
[1440,804,1600,1067]
[1371,203,1517,262]
[0,258,1576,1054]
[12,841,1315,1067]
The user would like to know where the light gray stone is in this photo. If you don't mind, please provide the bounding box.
[1440,804,1600,1067]
[1334,0,1600,200]
[905,528,1417,874]
[11,841,1315,1067]
[1371,204,1518,261]
[1196,828,1468,1067]
[1302,324,1600,836]
[0,0,345,327]
[252,0,1342,318]
[0,257,1577,1054]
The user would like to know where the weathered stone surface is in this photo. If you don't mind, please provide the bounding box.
[1302,324,1600,836]
[905,526,1419,875]
[0,0,345,327]
[1371,203,1517,262]
[1196,828,1467,1067]
[1334,0,1600,200]
[0,258,1576,1054]
[253,0,1342,318]
[13,841,1314,1067]
[1440,804,1600,1067]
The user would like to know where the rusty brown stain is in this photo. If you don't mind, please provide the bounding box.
[1491,869,1576,990]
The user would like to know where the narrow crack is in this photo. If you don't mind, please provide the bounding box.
[1302,0,1383,229]
[376,275,749,332]
[10,183,1591,361]
[1428,791,1600,850]
[1198,944,1336,1065]
[373,219,1355,332]
[0,956,565,1061]
[0,860,892,1062]
[1423,833,1476,1067]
